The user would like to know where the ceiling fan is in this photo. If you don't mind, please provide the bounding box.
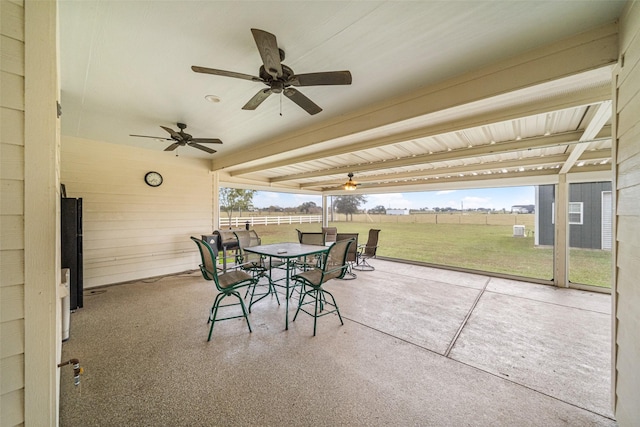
[129,123,222,154]
[343,172,360,191]
[192,28,352,115]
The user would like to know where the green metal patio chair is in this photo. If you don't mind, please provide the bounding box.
[234,230,281,311]
[336,232,359,279]
[191,236,255,341]
[354,229,380,271]
[292,238,354,336]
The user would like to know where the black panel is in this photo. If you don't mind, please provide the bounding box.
[61,198,83,309]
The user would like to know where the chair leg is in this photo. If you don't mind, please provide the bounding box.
[293,288,308,322]
[207,291,252,342]
[313,289,320,337]
[235,291,252,334]
[207,293,225,341]
[323,289,344,326]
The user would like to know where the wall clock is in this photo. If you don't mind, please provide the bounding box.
[144,171,163,187]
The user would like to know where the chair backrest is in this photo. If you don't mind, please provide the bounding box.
[234,230,262,267]
[336,233,358,262]
[322,238,354,281]
[299,231,325,246]
[364,229,380,256]
[191,236,220,284]
[322,227,337,243]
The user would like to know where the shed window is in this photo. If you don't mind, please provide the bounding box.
[568,202,583,224]
[551,202,584,225]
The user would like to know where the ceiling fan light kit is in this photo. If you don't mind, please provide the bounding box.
[344,172,358,191]
[192,28,352,115]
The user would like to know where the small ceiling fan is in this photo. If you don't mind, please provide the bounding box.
[192,28,352,115]
[129,123,222,154]
[343,172,360,191]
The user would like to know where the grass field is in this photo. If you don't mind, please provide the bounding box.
[247,220,612,288]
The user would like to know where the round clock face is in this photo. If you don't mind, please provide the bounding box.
[144,171,163,187]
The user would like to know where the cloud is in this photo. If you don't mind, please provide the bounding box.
[365,193,415,209]
[436,190,456,195]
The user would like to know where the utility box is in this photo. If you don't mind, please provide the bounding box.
[513,225,526,237]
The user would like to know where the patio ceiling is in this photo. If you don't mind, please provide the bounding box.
[58,1,624,195]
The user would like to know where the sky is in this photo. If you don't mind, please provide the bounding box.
[251,186,536,211]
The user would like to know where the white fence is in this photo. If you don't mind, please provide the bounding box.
[219,215,322,228]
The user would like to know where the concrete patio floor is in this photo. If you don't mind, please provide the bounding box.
[60,259,614,426]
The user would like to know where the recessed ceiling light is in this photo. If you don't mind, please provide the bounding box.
[205,95,221,103]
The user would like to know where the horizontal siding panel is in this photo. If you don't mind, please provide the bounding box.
[83,219,210,233]
[85,257,199,288]
[0,284,23,322]
[84,225,211,242]
[616,119,640,163]
[0,387,24,427]
[84,201,211,214]
[0,0,24,41]
[617,93,640,142]
[85,237,195,252]
[85,243,195,263]
[616,58,640,133]
[0,249,23,287]
[0,353,24,394]
[0,71,23,110]
[616,215,640,245]
[86,210,211,222]
[617,151,640,189]
[0,143,24,179]
[0,318,24,358]
[0,107,24,145]
[0,34,23,75]
[0,179,23,215]
[616,184,640,215]
[64,192,211,207]
[0,215,23,250]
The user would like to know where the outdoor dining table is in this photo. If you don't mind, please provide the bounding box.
[243,242,329,330]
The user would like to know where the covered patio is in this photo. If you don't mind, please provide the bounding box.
[59,259,613,425]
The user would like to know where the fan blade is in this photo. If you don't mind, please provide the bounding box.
[191,138,223,144]
[191,66,262,82]
[164,142,181,151]
[160,126,183,141]
[251,29,283,79]
[291,71,352,86]
[283,88,322,115]
[189,143,217,154]
[242,89,273,110]
[130,134,172,140]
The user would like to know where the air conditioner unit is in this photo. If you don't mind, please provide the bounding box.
[513,225,525,237]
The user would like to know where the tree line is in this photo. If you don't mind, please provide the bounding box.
[219,189,368,221]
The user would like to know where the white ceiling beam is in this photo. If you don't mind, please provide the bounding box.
[214,23,617,171]
[560,100,612,173]
[301,149,611,189]
[272,127,611,182]
[230,87,611,177]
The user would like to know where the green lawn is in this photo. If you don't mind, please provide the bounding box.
[249,221,612,288]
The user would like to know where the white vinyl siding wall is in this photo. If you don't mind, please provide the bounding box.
[1,0,26,425]
[61,137,214,288]
[614,1,640,423]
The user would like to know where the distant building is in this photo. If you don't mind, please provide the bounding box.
[511,204,535,213]
[387,209,409,215]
